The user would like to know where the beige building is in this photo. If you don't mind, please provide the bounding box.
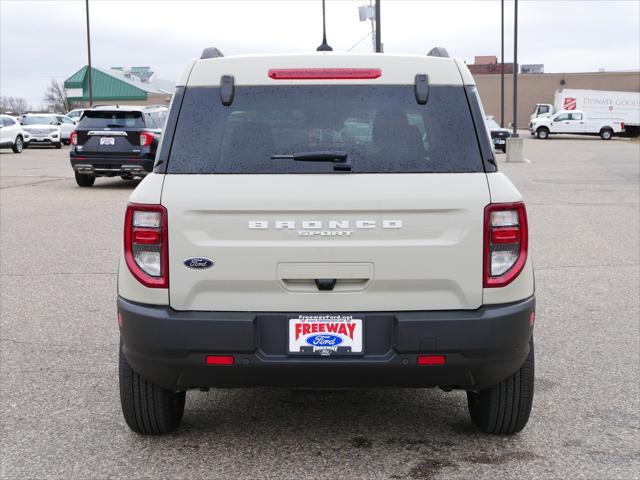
[474,71,640,128]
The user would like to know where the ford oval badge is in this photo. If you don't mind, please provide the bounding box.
[184,257,214,269]
[306,334,343,347]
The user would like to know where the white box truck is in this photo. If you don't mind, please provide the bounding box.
[530,89,640,136]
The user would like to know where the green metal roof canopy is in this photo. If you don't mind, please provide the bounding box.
[64,66,148,101]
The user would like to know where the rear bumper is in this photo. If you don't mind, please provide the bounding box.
[70,156,154,176]
[118,296,535,390]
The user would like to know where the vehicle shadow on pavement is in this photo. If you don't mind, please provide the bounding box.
[181,387,477,438]
[136,388,538,478]
[86,179,142,190]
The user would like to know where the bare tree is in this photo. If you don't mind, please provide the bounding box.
[44,79,78,113]
[0,95,31,114]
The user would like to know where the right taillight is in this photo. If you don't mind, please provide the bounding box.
[139,132,154,147]
[70,131,77,145]
[484,202,528,288]
[124,203,168,288]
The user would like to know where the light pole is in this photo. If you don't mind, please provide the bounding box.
[500,0,504,128]
[506,0,523,162]
[85,0,93,106]
[512,0,518,137]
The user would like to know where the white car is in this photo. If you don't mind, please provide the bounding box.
[117,48,535,436]
[54,114,77,144]
[66,109,85,122]
[20,114,63,148]
[22,113,76,144]
[0,114,30,153]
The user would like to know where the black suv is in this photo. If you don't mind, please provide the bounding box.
[69,105,167,187]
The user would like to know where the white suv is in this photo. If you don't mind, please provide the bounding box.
[20,114,63,148]
[0,114,29,153]
[117,49,536,435]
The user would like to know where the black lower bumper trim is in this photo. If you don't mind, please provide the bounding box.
[118,296,535,390]
[70,157,154,176]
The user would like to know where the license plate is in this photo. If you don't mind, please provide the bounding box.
[288,315,363,356]
[493,138,505,144]
[100,137,115,146]
[34,137,47,141]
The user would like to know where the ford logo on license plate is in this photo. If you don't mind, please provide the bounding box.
[183,257,214,269]
[306,334,343,347]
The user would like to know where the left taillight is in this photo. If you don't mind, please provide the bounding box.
[70,131,77,145]
[139,131,154,147]
[484,202,528,288]
[124,203,168,288]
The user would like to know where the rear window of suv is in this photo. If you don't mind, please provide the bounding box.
[78,111,144,129]
[165,85,484,174]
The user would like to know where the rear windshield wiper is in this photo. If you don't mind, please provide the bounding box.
[271,151,351,172]
[271,151,348,162]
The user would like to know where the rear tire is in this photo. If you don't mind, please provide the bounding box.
[536,128,549,139]
[119,343,186,435]
[12,135,23,153]
[467,338,534,434]
[600,128,613,140]
[74,172,95,187]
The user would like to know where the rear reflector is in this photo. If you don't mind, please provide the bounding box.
[417,355,446,366]
[268,68,382,80]
[205,355,234,365]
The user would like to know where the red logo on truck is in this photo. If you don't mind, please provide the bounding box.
[294,322,357,340]
[564,97,577,110]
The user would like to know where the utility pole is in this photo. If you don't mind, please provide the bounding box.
[85,0,93,106]
[369,0,376,53]
[357,1,376,53]
[375,0,381,53]
[500,0,504,127]
[512,0,518,136]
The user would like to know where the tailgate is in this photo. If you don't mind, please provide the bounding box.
[77,130,141,156]
[162,173,489,312]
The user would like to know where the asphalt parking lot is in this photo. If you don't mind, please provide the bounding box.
[1,136,638,479]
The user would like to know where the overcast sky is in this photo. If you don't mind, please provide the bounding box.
[1,0,639,107]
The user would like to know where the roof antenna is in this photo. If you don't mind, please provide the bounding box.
[316,0,333,51]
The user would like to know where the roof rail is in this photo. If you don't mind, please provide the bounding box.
[201,47,224,59]
[427,47,450,58]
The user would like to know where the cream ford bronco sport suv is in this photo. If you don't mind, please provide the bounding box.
[117,48,535,435]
